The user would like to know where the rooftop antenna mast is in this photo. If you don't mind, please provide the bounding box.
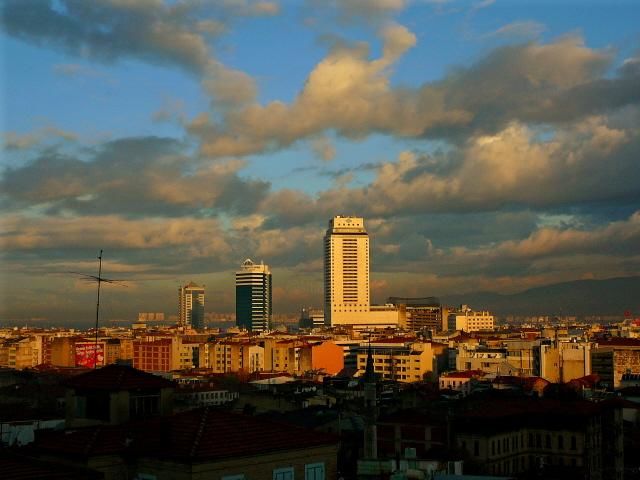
[69,250,126,368]
[94,249,103,368]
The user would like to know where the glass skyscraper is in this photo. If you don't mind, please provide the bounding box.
[235,259,272,332]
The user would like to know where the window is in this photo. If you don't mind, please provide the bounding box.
[273,467,294,480]
[222,476,245,480]
[305,463,325,480]
[558,435,564,450]
[474,440,480,456]
[570,435,577,450]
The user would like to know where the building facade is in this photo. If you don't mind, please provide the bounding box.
[235,259,272,332]
[178,282,205,330]
[448,305,494,332]
[324,216,370,326]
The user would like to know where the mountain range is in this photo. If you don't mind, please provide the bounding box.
[441,276,640,317]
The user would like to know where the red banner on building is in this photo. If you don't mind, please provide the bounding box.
[75,342,105,368]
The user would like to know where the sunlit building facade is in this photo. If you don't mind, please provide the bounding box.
[324,216,370,326]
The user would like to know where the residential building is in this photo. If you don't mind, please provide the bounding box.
[30,408,339,480]
[448,305,494,332]
[205,341,264,373]
[178,282,205,330]
[591,338,640,388]
[64,364,175,428]
[356,339,447,382]
[439,370,485,396]
[456,344,518,377]
[175,383,239,408]
[298,340,345,375]
[0,337,39,369]
[390,297,444,332]
[453,398,624,479]
[236,259,272,332]
[133,338,172,372]
[537,341,592,383]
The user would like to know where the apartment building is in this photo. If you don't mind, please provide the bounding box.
[356,339,447,382]
[448,305,494,332]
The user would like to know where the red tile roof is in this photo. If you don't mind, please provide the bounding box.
[65,364,175,391]
[34,408,339,461]
[164,408,338,460]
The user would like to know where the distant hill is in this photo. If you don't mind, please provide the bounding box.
[441,276,640,317]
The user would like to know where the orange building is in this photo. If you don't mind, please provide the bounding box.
[299,341,344,375]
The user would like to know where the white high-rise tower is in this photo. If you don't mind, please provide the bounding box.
[324,216,370,326]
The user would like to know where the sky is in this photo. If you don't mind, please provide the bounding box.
[1,0,639,326]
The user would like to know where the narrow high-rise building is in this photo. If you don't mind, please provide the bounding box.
[236,259,272,332]
[324,216,370,326]
[178,282,205,330]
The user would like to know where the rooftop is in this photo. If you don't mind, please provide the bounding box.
[65,364,175,391]
[34,408,339,461]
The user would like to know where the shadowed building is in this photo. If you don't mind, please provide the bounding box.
[236,259,272,332]
[30,407,339,480]
[64,364,175,428]
[388,297,444,332]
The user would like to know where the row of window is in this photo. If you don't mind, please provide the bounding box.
[489,432,578,457]
[221,462,325,480]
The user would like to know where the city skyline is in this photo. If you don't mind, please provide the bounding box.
[2,1,640,325]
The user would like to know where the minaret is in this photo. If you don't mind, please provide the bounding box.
[363,336,378,459]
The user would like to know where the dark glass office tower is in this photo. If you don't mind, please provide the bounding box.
[235,259,272,332]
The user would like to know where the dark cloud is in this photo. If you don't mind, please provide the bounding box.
[1,0,210,72]
[1,0,278,74]
[1,136,270,217]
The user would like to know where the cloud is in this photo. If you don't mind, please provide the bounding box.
[3,126,77,151]
[53,63,105,77]
[309,135,336,161]
[0,214,230,254]
[441,210,640,277]
[256,114,639,225]
[1,136,270,216]
[336,0,407,20]
[1,0,210,72]
[190,35,639,159]
[193,22,419,156]
[0,0,277,108]
[202,61,258,109]
[483,21,546,39]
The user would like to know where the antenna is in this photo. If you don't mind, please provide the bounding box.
[69,250,126,368]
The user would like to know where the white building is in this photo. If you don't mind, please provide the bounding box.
[178,282,205,330]
[324,216,398,328]
[235,259,272,332]
[447,305,494,332]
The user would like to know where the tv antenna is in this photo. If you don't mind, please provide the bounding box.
[69,250,127,368]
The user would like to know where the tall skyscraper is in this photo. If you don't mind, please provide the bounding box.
[236,259,272,332]
[178,282,205,330]
[324,216,370,326]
